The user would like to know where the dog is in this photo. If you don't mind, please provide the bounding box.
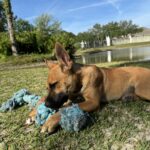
[26,42,150,133]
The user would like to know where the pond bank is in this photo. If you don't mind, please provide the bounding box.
[75,41,150,56]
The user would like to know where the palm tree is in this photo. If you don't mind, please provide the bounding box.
[3,0,17,56]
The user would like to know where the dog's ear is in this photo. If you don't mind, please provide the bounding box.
[55,42,73,71]
[44,59,57,69]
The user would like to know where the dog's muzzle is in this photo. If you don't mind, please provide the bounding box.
[45,92,68,109]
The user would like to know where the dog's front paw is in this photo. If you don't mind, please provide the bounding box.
[25,108,37,125]
[40,112,61,134]
[41,122,55,133]
[25,116,35,125]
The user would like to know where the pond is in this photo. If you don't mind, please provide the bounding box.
[75,46,150,64]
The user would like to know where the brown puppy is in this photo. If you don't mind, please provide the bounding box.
[27,42,150,133]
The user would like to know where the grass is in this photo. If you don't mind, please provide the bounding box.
[75,41,150,56]
[0,53,53,67]
[0,54,55,71]
[0,61,150,150]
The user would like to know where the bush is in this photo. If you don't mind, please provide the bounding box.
[16,31,38,54]
[0,30,77,58]
[51,31,76,59]
[0,32,39,56]
[0,32,11,56]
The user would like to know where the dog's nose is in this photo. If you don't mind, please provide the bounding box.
[45,95,53,107]
[45,99,50,108]
[45,93,68,109]
[45,96,59,109]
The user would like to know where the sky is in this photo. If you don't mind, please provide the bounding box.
[11,0,150,34]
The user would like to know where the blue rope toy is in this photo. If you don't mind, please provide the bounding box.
[0,89,40,112]
[59,104,91,131]
[0,89,92,131]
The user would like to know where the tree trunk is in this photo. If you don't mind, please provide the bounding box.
[3,0,17,56]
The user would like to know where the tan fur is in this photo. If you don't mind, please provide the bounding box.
[101,67,150,101]
[27,43,150,134]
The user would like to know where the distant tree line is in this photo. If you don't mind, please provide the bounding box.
[76,21,143,48]
[0,0,143,58]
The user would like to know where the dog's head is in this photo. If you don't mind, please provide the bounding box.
[45,42,77,109]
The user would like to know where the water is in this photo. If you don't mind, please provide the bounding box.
[75,46,150,64]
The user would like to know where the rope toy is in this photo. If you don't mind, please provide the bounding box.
[59,104,91,131]
[35,103,56,125]
[0,89,40,112]
[0,89,92,131]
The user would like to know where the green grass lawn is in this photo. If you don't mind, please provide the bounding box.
[0,61,150,150]
[0,54,53,66]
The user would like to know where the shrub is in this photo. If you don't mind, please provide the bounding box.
[0,32,11,56]
[51,31,76,59]
[0,30,76,58]
[16,31,38,54]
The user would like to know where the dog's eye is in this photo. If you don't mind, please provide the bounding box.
[49,82,58,90]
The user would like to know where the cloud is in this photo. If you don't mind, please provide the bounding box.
[106,0,122,15]
[67,0,122,15]
[67,1,110,12]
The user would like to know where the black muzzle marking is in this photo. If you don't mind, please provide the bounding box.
[45,92,68,109]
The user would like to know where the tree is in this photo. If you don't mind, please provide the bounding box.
[102,22,122,45]
[76,24,105,48]
[0,1,7,32]
[35,13,61,35]
[89,24,102,39]
[89,24,105,46]
[34,13,61,53]
[14,18,34,32]
[51,30,76,58]
[119,20,143,36]
[3,0,18,56]
[77,21,143,47]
